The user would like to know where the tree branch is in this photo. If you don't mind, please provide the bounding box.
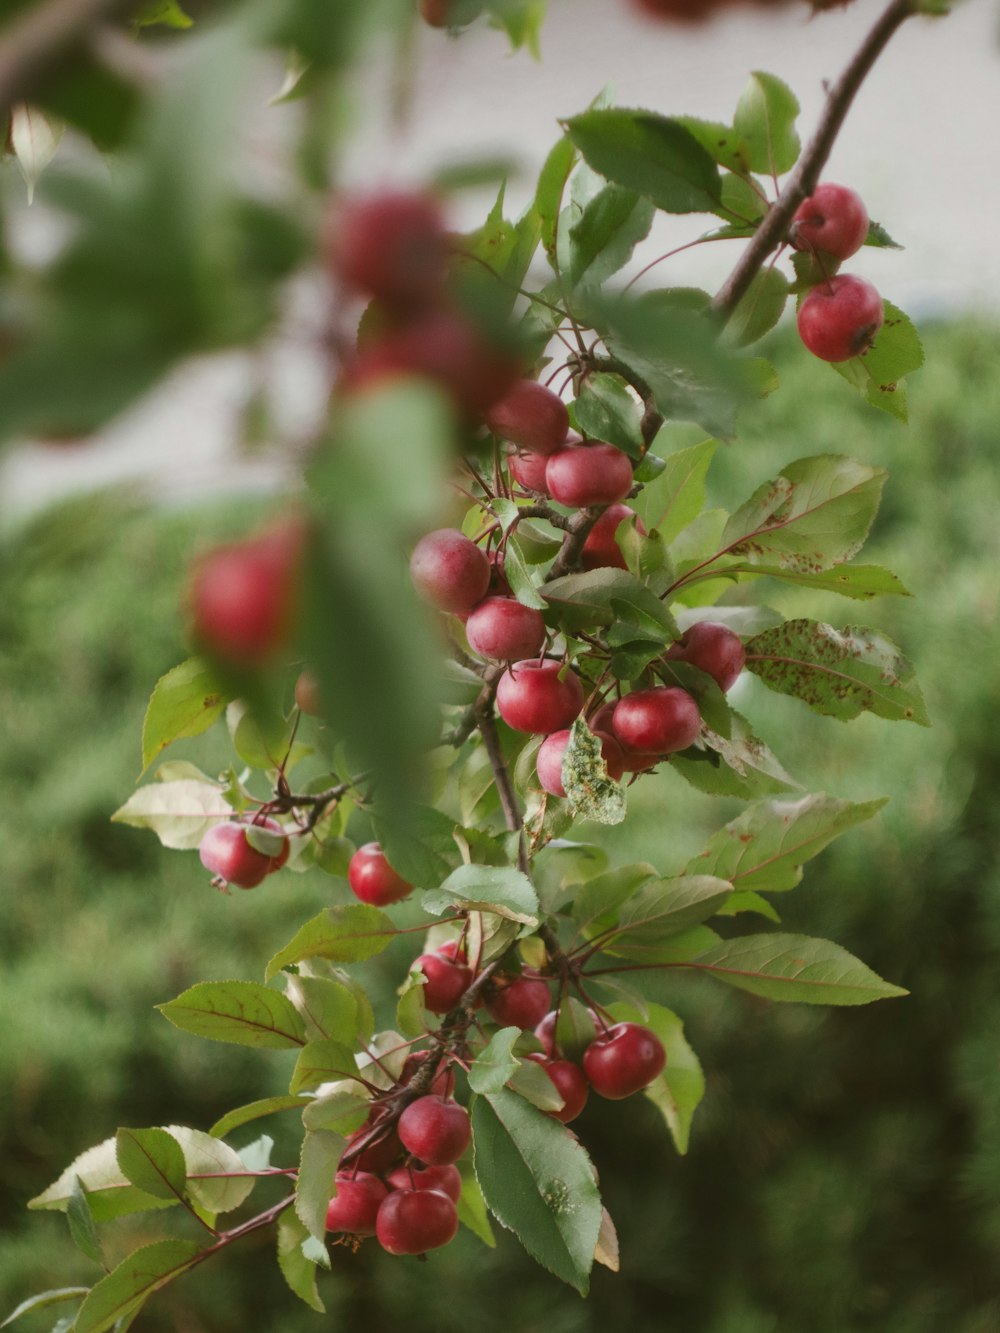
[0,0,138,114]
[711,0,915,322]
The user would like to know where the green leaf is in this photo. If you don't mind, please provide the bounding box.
[424,864,539,925]
[682,792,887,893]
[276,1211,325,1313]
[564,108,722,214]
[543,567,651,631]
[715,890,781,923]
[396,970,429,1039]
[608,1002,705,1154]
[733,71,800,175]
[167,1127,254,1213]
[600,876,733,961]
[265,904,397,980]
[289,1040,361,1095]
[568,184,654,289]
[865,218,903,250]
[115,1129,187,1202]
[573,373,645,457]
[572,862,658,935]
[832,300,924,421]
[227,701,310,772]
[717,560,910,600]
[453,186,541,316]
[296,1130,345,1242]
[209,1096,310,1140]
[456,1167,496,1247]
[157,981,306,1049]
[1,1289,89,1329]
[74,1241,202,1333]
[634,436,717,540]
[508,1058,566,1112]
[687,933,908,1005]
[673,117,751,173]
[139,657,229,773]
[553,998,599,1063]
[562,719,626,825]
[483,0,546,53]
[474,1089,602,1293]
[110,780,230,851]
[724,267,788,348]
[720,455,886,574]
[469,1027,522,1093]
[29,1139,176,1222]
[535,134,576,260]
[67,1178,104,1267]
[674,710,798,800]
[370,803,462,887]
[284,974,359,1044]
[745,620,930,725]
[136,0,193,27]
[503,536,548,609]
[301,1089,369,1136]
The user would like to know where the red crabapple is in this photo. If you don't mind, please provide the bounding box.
[465,596,546,661]
[792,183,869,261]
[386,1162,463,1202]
[535,728,625,798]
[376,1187,458,1254]
[345,1124,403,1175]
[398,1096,471,1165]
[328,191,447,308]
[348,843,413,906]
[797,274,884,363]
[199,819,288,889]
[583,1022,666,1099]
[409,529,490,616]
[545,443,634,508]
[495,660,584,734]
[612,687,701,755]
[415,951,473,1014]
[485,380,569,455]
[507,447,551,495]
[485,975,552,1029]
[525,1054,590,1123]
[580,504,645,571]
[325,1171,388,1235]
[666,621,746,692]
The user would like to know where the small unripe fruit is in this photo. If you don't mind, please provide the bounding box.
[666,621,746,692]
[328,191,447,308]
[797,274,884,363]
[507,448,551,495]
[580,504,645,571]
[525,1054,590,1123]
[495,660,584,735]
[792,182,868,261]
[376,1187,458,1254]
[410,529,491,616]
[535,728,625,798]
[465,596,546,661]
[415,951,473,1014]
[485,380,569,455]
[325,1171,388,1235]
[545,443,633,508]
[486,975,552,1030]
[583,1022,666,1099]
[613,687,701,755]
[348,843,413,906]
[385,1162,462,1203]
[398,1095,471,1165]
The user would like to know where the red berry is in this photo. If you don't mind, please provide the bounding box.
[583,1022,666,1099]
[199,819,287,889]
[328,191,447,308]
[415,951,473,1014]
[535,728,625,798]
[612,687,700,755]
[385,1162,462,1203]
[792,182,869,261]
[666,621,746,692]
[465,596,546,661]
[486,976,552,1030]
[376,1187,458,1254]
[419,0,483,25]
[409,529,490,617]
[525,1054,590,1123]
[398,1095,471,1165]
[545,443,633,508]
[797,274,884,363]
[495,660,584,735]
[580,503,644,571]
[348,843,413,906]
[190,521,302,668]
[507,447,551,495]
[485,380,569,455]
[346,1124,403,1175]
[325,1171,388,1235]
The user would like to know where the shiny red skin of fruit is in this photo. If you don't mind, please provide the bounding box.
[190,523,301,668]
[619,749,661,773]
[329,191,447,308]
[415,952,473,1014]
[526,1054,590,1123]
[792,182,869,261]
[294,669,322,716]
[385,1162,462,1203]
[409,529,491,617]
[535,728,625,798]
[398,1096,471,1166]
[486,549,511,596]
[666,621,746,692]
[507,447,551,495]
[465,597,546,661]
[797,274,884,363]
[485,976,552,1030]
[376,1187,459,1255]
[347,1125,403,1175]
[580,504,644,571]
[495,660,584,735]
[613,687,701,755]
[325,1171,388,1235]
[199,819,287,889]
[583,1022,666,1100]
[485,380,569,455]
[348,843,413,906]
[545,443,634,508]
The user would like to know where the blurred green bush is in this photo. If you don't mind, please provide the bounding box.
[4,318,1000,1331]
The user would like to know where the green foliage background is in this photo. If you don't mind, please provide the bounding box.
[4,320,1000,1330]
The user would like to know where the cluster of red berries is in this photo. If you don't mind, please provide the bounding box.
[792,183,884,363]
